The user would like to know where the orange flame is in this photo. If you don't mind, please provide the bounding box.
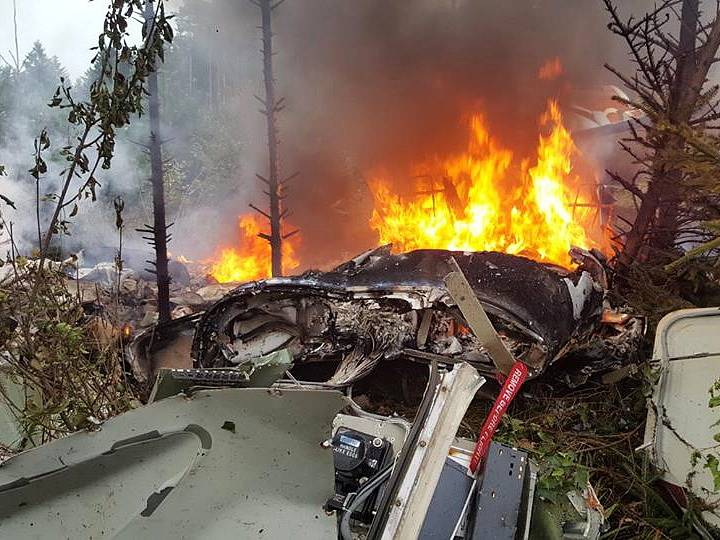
[210,214,299,283]
[368,101,609,267]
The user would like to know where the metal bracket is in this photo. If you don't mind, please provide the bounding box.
[443,257,515,375]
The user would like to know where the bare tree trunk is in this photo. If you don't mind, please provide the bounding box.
[257,0,283,277]
[35,166,41,251]
[621,0,709,260]
[654,0,699,251]
[146,0,171,323]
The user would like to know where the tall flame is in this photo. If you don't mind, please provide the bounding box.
[368,101,608,267]
[210,214,299,283]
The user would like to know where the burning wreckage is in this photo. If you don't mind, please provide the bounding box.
[0,246,645,539]
[130,244,643,387]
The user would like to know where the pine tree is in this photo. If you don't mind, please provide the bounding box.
[17,42,69,135]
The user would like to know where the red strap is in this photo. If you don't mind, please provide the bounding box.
[469,361,529,475]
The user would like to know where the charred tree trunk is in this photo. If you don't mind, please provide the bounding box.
[148,76,171,323]
[618,0,719,261]
[654,0,699,251]
[254,0,284,277]
[145,0,171,323]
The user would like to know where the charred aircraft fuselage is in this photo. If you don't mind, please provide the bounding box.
[191,247,632,385]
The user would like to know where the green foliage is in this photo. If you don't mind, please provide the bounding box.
[703,379,720,492]
[495,415,590,504]
[0,3,175,253]
[658,123,720,271]
[129,0,249,221]
[0,43,68,218]
[0,260,137,445]
[0,164,12,209]
[459,374,698,539]
[22,42,69,133]
[705,455,720,492]
[167,113,244,208]
[608,260,699,342]
[603,1,720,267]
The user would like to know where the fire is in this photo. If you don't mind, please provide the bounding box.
[210,214,299,283]
[368,101,609,267]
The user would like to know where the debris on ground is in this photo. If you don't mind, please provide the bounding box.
[0,247,716,539]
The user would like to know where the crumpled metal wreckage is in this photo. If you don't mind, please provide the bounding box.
[188,246,644,387]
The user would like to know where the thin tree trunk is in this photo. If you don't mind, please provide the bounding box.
[621,160,665,259]
[655,0,699,251]
[41,125,92,256]
[622,0,701,260]
[35,175,41,251]
[147,0,171,323]
[259,0,283,277]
